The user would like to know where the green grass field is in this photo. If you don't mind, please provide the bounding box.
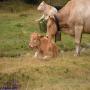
[0,2,90,90]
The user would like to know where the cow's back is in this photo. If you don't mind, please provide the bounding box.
[72,0,90,33]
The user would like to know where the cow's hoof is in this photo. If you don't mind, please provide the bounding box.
[74,53,80,57]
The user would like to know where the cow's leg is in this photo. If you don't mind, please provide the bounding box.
[75,25,83,56]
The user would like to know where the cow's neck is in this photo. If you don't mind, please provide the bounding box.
[44,4,52,15]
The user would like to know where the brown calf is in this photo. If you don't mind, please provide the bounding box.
[29,32,59,59]
[47,15,61,42]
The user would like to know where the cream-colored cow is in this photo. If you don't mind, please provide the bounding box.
[36,1,57,21]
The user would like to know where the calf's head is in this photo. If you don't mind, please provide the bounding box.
[47,15,56,26]
[29,32,44,48]
[47,15,61,41]
[29,33,41,48]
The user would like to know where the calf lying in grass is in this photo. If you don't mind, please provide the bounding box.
[29,32,59,59]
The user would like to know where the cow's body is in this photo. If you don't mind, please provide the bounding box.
[49,0,90,56]
[36,1,57,21]
[56,0,90,34]
[29,33,58,59]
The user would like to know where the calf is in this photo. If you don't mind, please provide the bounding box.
[29,32,59,59]
[47,15,61,42]
[47,15,57,41]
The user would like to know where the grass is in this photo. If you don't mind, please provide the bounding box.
[1,12,90,57]
[0,1,90,90]
[0,8,41,57]
[0,52,90,90]
[0,8,74,57]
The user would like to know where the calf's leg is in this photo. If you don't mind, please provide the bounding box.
[34,51,39,58]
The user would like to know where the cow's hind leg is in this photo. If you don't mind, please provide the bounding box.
[75,25,83,56]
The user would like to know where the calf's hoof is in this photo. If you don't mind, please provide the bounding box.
[42,56,50,60]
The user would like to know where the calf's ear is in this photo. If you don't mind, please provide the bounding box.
[51,15,55,21]
[49,15,55,21]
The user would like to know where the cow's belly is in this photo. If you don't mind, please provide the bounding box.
[61,27,75,36]
[84,18,90,33]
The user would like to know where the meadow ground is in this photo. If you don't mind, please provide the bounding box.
[0,4,90,90]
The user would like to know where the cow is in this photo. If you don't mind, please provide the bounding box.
[29,32,59,59]
[36,1,57,21]
[48,0,90,56]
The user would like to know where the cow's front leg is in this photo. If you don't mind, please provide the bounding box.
[75,43,81,56]
[75,25,83,56]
